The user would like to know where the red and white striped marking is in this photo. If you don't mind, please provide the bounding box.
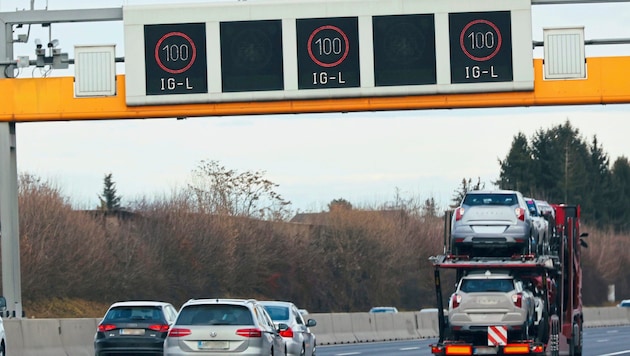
[488,325,507,346]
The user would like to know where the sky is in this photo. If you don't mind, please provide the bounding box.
[2,0,630,213]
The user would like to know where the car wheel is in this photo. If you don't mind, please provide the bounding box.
[0,342,5,356]
[300,344,306,356]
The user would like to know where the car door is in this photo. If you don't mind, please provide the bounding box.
[258,305,286,355]
[292,305,315,354]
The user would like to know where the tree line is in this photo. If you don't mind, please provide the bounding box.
[494,120,630,232]
[9,148,630,316]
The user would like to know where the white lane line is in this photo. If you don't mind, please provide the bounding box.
[337,353,361,356]
[598,339,611,342]
[400,347,421,350]
[597,351,630,356]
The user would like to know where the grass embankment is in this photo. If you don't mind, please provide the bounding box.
[23,298,110,319]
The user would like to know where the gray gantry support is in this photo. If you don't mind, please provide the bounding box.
[0,7,122,318]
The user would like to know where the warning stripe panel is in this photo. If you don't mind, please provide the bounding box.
[488,325,507,346]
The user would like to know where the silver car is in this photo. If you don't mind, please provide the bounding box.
[448,270,535,340]
[260,301,317,356]
[451,190,533,256]
[524,197,550,255]
[164,298,288,356]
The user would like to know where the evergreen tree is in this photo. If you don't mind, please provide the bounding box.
[496,132,534,193]
[421,197,439,217]
[587,136,612,226]
[328,198,353,211]
[531,121,590,205]
[608,156,630,232]
[98,173,122,211]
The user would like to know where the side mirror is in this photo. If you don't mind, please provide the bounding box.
[580,232,589,238]
[277,323,289,332]
[580,239,588,248]
[306,319,317,327]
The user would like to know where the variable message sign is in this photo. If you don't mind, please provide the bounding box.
[123,0,533,106]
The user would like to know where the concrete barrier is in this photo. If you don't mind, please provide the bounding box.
[330,313,357,343]
[1,307,629,354]
[4,319,24,355]
[350,312,379,342]
[417,310,440,338]
[372,313,398,341]
[59,318,97,356]
[308,313,337,345]
[20,318,66,356]
[391,312,420,340]
[583,306,630,328]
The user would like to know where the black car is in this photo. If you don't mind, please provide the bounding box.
[95,300,178,356]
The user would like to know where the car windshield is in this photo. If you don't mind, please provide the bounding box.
[460,278,515,293]
[176,304,254,326]
[263,305,289,321]
[104,306,163,322]
[463,193,517,206]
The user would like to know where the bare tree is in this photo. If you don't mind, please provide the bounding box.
[188,160,292,220]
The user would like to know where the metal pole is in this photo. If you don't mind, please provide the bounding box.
[0,17,22,318]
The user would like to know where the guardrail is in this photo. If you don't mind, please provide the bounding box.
[2,307,628,355]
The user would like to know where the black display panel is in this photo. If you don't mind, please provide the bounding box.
[144,23,208,95]
[220,20,284,92]
[449,11,513,84]
[372,14,437,86]
[296,17,360,89]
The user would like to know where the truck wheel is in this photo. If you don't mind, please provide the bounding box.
[550,315,560,356]
[571,322,582,356]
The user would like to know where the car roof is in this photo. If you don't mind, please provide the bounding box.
[463,270,513,279]
[109,301,172,308]
[369,306,398,312]
[465,190,521,195]
[259,301,296,307]
[182,298,257,307]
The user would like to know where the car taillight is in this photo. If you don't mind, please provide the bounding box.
[148,324,170,332]
[515,208,525,221]
[451,294,462,309]
[279,327,294,338]
[512,293,523,308]
[168,328,191,337]
[236,328,262,338]
[455,207,465,221]
[98,324,117,332]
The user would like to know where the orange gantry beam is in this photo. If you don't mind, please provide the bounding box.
[1,56,629,122]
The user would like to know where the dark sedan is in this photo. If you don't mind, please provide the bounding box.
[94,300,178,356]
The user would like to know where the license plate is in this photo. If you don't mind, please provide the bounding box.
[120,328,145,335]
[474,346,499,355]
[472,226,506,234]
[198,341,229,350]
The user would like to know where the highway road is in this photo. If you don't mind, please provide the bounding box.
[316,326,630,355]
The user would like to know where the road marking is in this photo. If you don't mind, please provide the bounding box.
[597,351,630,356]
[337,353,361,356]
[400,347,421,350]
[598,339,610,342]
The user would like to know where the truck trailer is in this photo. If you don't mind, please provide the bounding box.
[429,204,587,356]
